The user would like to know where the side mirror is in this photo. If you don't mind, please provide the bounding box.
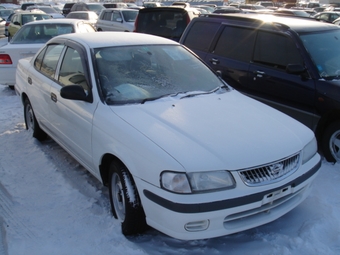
[60,85,88,101]
[14,21,21,26]
[116,18,123,23]
[286,64,306,75]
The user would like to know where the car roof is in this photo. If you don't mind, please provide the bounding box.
[103,8,138,11]
[51,32,179,48]
[139,6,194,11]
[22,18,88,25]
[198,13,340,33]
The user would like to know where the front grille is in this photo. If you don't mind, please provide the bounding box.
[238,153,300,186]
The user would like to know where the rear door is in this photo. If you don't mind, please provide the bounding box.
[202,25,256,89]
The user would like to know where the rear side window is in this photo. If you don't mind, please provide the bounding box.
[35,44,64,78]
[214,26,256,62]
[182,21,220,51]
[253,31,303,69]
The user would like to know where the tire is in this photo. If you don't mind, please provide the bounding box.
[322,121,340,163]
[108,161,147,235]
[24,98,47,141]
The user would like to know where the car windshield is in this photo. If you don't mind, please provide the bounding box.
[88,4,104,13]
[300,29,340,79]
[11,23,74,44]
[122,10,138,22]
[0,10,13,16]
[22,14,51,25]
[38,7,58,14]
[94,45,227,105]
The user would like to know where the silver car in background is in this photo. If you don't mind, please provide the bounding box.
[96,8,138,32]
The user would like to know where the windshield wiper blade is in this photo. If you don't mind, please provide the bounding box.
[140,91,186,104]
[180,87,220,99]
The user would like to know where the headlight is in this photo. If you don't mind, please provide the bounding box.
[161,171,235,194]
[302,137,318,164]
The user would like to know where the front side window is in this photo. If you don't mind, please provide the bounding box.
[112,11,122,22]
[253,31,303,70]
[94,45,226,105]
[103,11,111,21]
[58,47,88,91]
[301,29,340,79]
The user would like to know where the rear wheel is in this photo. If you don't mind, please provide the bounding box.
[322,121,340,163]
[108,161,147,235]
[24,98,47,141]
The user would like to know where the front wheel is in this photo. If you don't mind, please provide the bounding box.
[108,161,147,235]
[322,121,340,163]
[24,98,47,141]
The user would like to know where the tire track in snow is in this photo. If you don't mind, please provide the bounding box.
[0,163,37,241]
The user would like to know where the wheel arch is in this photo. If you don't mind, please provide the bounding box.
[20,92,29,106]
[315,109,340,141]
[99,153,126,187]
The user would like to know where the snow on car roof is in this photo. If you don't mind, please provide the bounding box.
[52,32,180,48]
[22,18,91,25]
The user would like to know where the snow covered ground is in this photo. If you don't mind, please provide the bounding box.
[0,86,339,255]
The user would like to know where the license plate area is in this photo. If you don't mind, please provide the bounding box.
[262,186,292,205]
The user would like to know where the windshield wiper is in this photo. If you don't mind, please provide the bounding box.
[180,86,226,99]
[140,91,188,104]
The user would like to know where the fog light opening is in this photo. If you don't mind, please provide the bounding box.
[184,220,210,232]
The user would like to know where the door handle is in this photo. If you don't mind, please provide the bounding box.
[209,58,220,65]
[51,93,57,103]
[28,77,32,85]
[254,70,265,78]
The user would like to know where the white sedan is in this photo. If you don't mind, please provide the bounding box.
[15,32,321,240]
[0,19,96,89]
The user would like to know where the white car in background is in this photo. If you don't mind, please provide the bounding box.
[15,32,321,240]
[0,19,95,89]
[66,11,98,26]
[96,8,138,32]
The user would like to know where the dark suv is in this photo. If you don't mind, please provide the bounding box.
[62,3,75,16]
[134,6,200,41]
[180,14,340,163]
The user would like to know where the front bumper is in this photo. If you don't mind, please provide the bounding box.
[137,154,321,240]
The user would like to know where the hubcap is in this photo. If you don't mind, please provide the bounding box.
[111,173,125,221]
[25,104,34,131]
[330,130,340,162]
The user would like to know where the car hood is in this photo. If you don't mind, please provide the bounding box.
[110,90,313,171]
